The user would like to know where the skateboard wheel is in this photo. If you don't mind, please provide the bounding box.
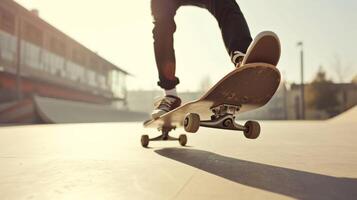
[179,134,187,146]
[141,135,149,147]
[184,113,200,133]
[243,121,260,139]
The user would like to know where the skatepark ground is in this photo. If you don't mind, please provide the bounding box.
[0,107,356,199]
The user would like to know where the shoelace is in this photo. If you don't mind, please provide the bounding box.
[231,51,245,64]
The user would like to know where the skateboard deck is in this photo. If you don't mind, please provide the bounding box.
[144,63,281,129]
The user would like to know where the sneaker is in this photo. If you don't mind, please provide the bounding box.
[151,95,182,119]
[241,31,281,66]
[231,51,245,68]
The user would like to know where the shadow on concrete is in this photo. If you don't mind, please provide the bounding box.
[155,148,357,200]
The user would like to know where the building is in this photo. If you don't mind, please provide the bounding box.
[287,83,357,120]
[0,0,128,104]
[0,0,137,123]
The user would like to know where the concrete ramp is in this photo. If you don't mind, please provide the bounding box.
[0,98,38,124]
[329,105,357,123]
[0,96,148,124]
[34,96,148,123]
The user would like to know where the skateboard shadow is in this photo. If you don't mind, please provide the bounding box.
[155,148,357,200]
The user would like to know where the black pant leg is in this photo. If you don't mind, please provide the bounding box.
[151,0,252,90]
[151,0,180,90]
[208,0,252,55]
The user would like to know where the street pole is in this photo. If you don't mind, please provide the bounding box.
[16,18,23,101]
[297,42,305,120]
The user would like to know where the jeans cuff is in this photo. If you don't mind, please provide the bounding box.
[157,77,180,90]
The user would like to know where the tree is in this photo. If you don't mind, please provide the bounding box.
[352,75,357,84]
[331,54,353,83]
[306,67,339,116]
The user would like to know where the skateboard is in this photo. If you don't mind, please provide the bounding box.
[141,31,281,147]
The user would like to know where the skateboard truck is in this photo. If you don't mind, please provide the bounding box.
[201,104,246,131]
[184,104,261,139]
[211,104,241,118]
[141,126,187,148]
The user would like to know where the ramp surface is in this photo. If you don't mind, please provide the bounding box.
[329,105,357,123]
[34,96,148,123]
[0,96,149,124]
[0,120,356,199]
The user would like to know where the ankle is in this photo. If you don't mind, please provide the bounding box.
[165,88,178,97]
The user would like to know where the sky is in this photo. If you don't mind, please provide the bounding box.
[14,0,357,91]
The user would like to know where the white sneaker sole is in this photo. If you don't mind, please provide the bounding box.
[151,109,167,119]
[242,31,281,66]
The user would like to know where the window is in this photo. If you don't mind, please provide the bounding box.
[0,31,17,62]
[110,70,126,99]
[0,7,15,34]
[21,41,41,69]
[66,61,85,82]
[41,49,65,76]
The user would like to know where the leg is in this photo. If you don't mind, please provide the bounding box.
[150,0,182,119]
[151,0,180,90]
[207,0,253,56]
